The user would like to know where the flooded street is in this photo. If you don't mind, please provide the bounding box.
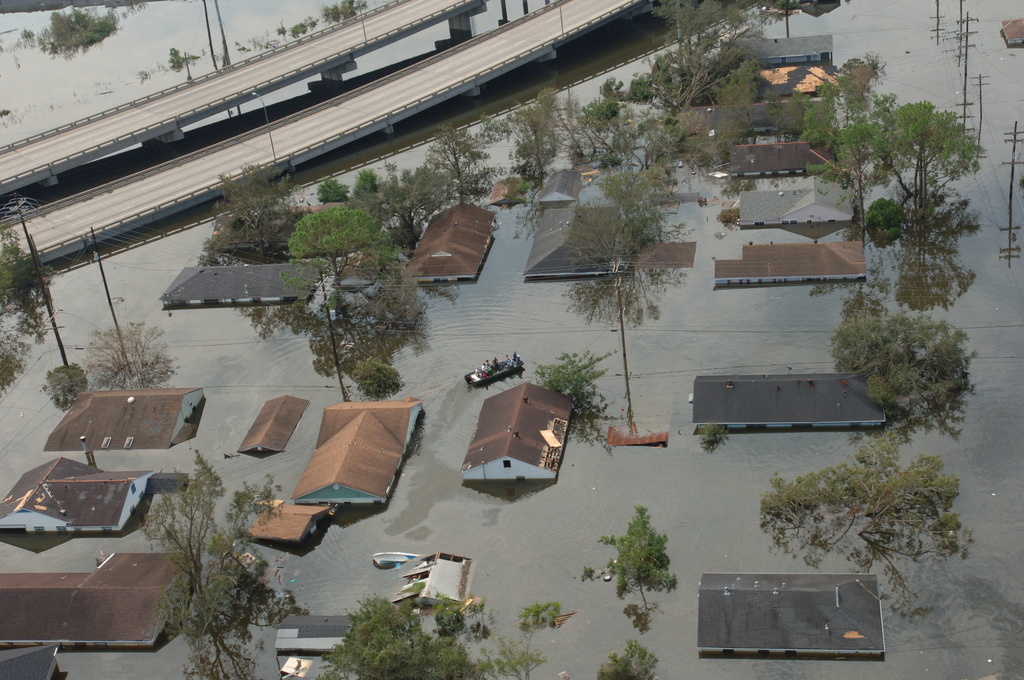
[2,0,1024,678]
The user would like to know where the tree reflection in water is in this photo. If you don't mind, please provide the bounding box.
[238,297,429,401]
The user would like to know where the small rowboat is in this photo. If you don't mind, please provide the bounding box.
[465,357,524,387]
[372,552,423,567]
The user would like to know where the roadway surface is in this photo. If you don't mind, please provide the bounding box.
[22,0,653,263]
[0,0,484,194]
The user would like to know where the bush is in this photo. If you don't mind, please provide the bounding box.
[698,422,728,452]
[43,363,88,411]
[317,177,350,204]
[352,358,403,401]
[718,207,739,224]
[865,197,903,230]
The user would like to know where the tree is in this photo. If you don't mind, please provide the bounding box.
[43,363,88,410]
[697,422,727,453]
[85,321,177,390]
[168,47,200,78]
[760,433,971,617]
[597,506,678,606]
[320,596,478,680]
[830,310,975,411]
[354,162,449,249]
[0,222,46,395]
[486,89,561,182]
[321,0,368,23]
[865,197,903,232]
[426,124,498,204]
[289,205,396,287]
[877,100,981,215]
[477,603,557,680]
[535,350,610,417]
[144,453,296,679]
[351,357,402,400]
[597,640,659,680]
[208,165,300,258]
[317,177,351,204]
[37,8,119,58]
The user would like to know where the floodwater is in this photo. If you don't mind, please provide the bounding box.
[1,0,1024,679]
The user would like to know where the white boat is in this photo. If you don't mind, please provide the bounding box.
[372,552,423,567]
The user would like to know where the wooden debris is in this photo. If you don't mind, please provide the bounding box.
[553,611,578,628]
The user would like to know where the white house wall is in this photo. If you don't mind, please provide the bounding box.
[461,456,555,481]
[784,204,851,223]
[114,472,153,529]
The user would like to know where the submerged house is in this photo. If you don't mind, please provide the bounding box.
[461,383,572,481]
[0,553,175,649]
[729,142,832,177]
[698,573,885,658]
[759,65,838,97]
[537,170,583,207]
[691,373,884,428]
[741,34,834,65]
[406,203,496,283]
[0,645,60,679]
[160,263,315,308]
[237,395,309,454]
[714,241,866,286]
[738,177,852,227]
[249,502,334,546]
[0,457,152,534]
[391,552,475,605]
[1001,18,1024,46]
[291,397,423,505]
[523,208,612,280]
[45,388,205,452]
[275,615,351,654]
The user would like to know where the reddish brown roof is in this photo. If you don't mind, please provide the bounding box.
[1002,18,1024,42]
[715,241,865,284]
[45,388,204,451]
[489,178,520,206]
[406,204,495,282]
[0,553,175,647]
[237,395,309,453]
[636,242,697,269]
[462,383,572,472]
[0,457,151,529]
[249,503,333,544]
[292,398,422,502]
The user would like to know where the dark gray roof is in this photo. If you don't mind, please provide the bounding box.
[739,177,852,223]
[691,373,884,426]
[741,34,834,60]
[276,615,350,653]
[523,208,612,280]
[538,170,582,205]
[729,142,832,175]
[698,573,884,655]
[161,264,314,306]
[0,645,58,680]
[688,102,806,134]
[0,457,151,529]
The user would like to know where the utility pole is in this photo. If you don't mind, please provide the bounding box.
[90,227,129,373]
[212,0,231,68]
[929,0,942,45]
[201,0,218,70]
[1001,121,1022,266]
[974,73,988,149]
[5,195,68,367]
[955,13,975,132]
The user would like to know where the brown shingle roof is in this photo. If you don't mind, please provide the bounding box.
[714,241,865,284]
[462,383,572,472]
[636,242,697,269]
[292,398,422,502]
[0,553,175,647]
[406,204,495,282]
[0,457,151,529]
[45,388,204,451]
[249,503,333,544]
[237,395,309,453]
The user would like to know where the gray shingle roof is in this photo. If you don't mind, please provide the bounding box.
[739,177,851,224]
[161,264,314,306]
[741,34,834,60]
[524,208,613,280]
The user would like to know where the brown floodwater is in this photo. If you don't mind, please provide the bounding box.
[2,0,1024,678]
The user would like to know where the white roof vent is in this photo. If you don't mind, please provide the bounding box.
[127,396,136,404]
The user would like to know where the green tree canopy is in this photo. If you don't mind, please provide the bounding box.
[760,433,971,617]
[351,357,403,401]
[144,453,296,679]
[38,8,119,58]
[426,124,498,205]
[208,165,300,259]
[85,321,177,390]
[317,177,351,204]
[535,350,610,417]
[0,222,46,395]
[598,506,678,606]
[597,640,659,680]
[353,162,449,250]
[43,363,88,411]
[485,89,561,183]
[320,596,477,680]
[289,205,396,286]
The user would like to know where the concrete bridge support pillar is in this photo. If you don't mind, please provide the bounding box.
[319,57,357,88]
[446,11,473,45]
[155,127,185,143]
[498,0,509,25]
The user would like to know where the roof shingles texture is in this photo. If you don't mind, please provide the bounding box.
[237,395,309,453]
[714,241,865,282]
[292,398,421,501]
[406,203,495,281]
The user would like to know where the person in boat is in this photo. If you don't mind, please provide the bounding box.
[505,354,512,369]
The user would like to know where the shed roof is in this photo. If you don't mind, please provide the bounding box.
[524,208,612,280]
[161,264,314,306]
[698,573,884,655]
[276,615,351,653]
[0,645,58,680]
[462,383,572,473]
[538,170,583,204]
[0,457,151,528]
[237,395,309,453]
[714,241,865,284]
[0,553,175,646]
[249,503,333,544]
[691,373,884,426]
[292,398,422,501]
[759,65,838,96]
[636,242,697,269]
[45,388,203,451]
[729,142,833,175]
[406,203,495,282]
[739,177,851,223]
[1001,18,1024,41]
[742,34,834,60]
